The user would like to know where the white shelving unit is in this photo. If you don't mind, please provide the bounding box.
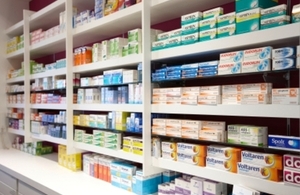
[3,0,300,194]
[8,128,25,136]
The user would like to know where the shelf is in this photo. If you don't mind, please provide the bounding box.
[152,158,299,195]
[73,104,143,112]
[6,76,24,84]
[30,68,67,80]
[6,91,24,95]
[74,142,143,163]
[29,0,65,32]
[7,103,24,108]
[6,48,24,60]
[31,120,66,126]
[152,104,300,119]
[31,133,67,145]
[31,104,67,110]
[30,33,66,59]
[75,82,140,89]
[73,3,142,47]
[73,54,143,73]
[5,20,24,36]
[31,88,66,93]
[7,128,25,136]
[73,124,142,135]
[152,23,300,61]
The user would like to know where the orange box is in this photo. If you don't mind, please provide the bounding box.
[161,141,177,152]
[238,162,283,182]
[162,151,177,161]
[206,156,238,173]
[207,145,241,161]
[81,46,92,64]
[177,153,206,167]
[241,151,282,170]
[98,158,104,180]
[177,143,207,157]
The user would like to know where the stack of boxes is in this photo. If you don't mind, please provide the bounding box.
[13,141,53,156]
[95,0,105,19]
[284,154,300,186]
[206,145,241,173]
[261,4,290,30]
[126,29,146,56]
[198,85,222,105]
[6,36,21,54]
[177,143,206,167]
[181,11,201,44]
[126,113,143,133]
[238,150,283,182]
[7,94,24,104]
[272,46,297,70]
[199,8,223,41]
[241,83,272,104]
[123,136,143,156]
[199,121,226,142]
[132,170,162,195]
[217,12,236,38]
[292,3,300,23]
[161,141,177,161]
[58,145,82,171]
[109,38,128,59]
[272,88,300,105]
[235,0,278,34]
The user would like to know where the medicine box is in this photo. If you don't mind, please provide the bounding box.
[203,7,223,19]
[200,85,221,95]
[272,88,299,105]
[206,156,238,173]
[241,93,271,104]
[203,180,223,195]
[236,8,261,34]
[207,145,241,161]
[292,4,300,23]
[240,126,268,146]
[197,95,222,105]
[181,33,199,45]
[237,162,282,182]
[217,12,236,27]
[199,28,217,42]
[217,24,236,38]
[132,171,162,195]
[182,22,199,35]
[128,42,142,55]
[169,29,182,38]
[181,95,197,105]
[177,142,206,156]
[272,58,296,70]
[241,150,283,170]
[243,46,272,61]
[152,40,167,51]
[199,130,222,142]
[261,15,290,30]
[261,4,287,20]
[241,59,271,73]
[181,11,202,25]
[161,141,177,152]
[283,154,300,171]
[177,153,206,166]
[162,151,177,161]
[218,62,242,75]
[166,36,181,48]
[220,50,244,63]
[268,135,300,151]
[190,177,205,195]
[272,47,296,59]
[284,169,300,186]
[227,124,242,144]
[157,32,169,41]
[232,185,261,195]
[235,0,278,13]
[222,84,242,94]
[199,17,217,31]
[242,83,272,94]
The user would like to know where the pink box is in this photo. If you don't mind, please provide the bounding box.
[284,154,300,171]
[284,169,300,186]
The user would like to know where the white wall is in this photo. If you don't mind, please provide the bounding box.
[0,0,29,148]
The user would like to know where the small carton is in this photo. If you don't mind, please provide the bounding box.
[206,156,238,173]
[241,59,271,73]
[181,95,198,105]
[207,145,241,161]
[227,124,242,144]
[200,85,221,95]
[220,50,244,63]
[284,154,300,171]
[161,141,177,152]
[240,126,268,147]
[242,150,283,170]
[218,62,242,75]
[272,88,300,105]
[181,120,201,139]
[177,153,206,166]
[261,4,287,20]
[182,22,199,35]
[242,83,272,94]
[162,151,177,161]
[181,11,203,26]
[292,4,300,23]
[197,95,222,105]
[217,24,236,39]
[217,12,236,27]
[268,135,300,152]
[238,162,282,182]
[236,8,261,34]
[190,177,205,195]
[284,169,300,186]
[201,121,225,131]
[241,93,272,104]
[203,180,223,195]
[199,28,217,42]
[199,17,217,31]
[203,7,223,19]
[182,87,200,96]
[261,15,290,30]
[199,130,222,142]
[181,33,199,45]
[152,126,166,136]
[177,142,207,156]
[272,58,296,70]
[243,46,272,61]
[152,118,167,128]
[222,84,242,94]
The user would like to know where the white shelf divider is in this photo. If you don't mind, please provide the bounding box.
[152,157,300,195]
[7,104,24,108]
[31,104,67,110]
[73,104,143,112]
[152,104,300,119]
[31,134,67,145]
[6,76,25,84]
[6,49,24,59]
[8,128,25,136]
[74,142,143,163]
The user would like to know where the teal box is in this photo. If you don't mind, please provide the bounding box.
[181,22,199,35]
[235,0,278,13]
[217,12,236,27]
[119,163,137,179]
[261,15,290,30]
[181,11,202,26]
[166,37,181,48]
[132,170,162,195]
[199,17,217,31]
[199,28,217,42]
[203,7,223,19]
[181,33,199,45]
[292,4,300,23]
[152,40,167,51]
[217,24,236,38]
[169,29,182,38]
[236,8,261,34]
[261,4,287,20]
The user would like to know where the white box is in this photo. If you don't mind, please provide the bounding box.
[242,83,272,94]
[101,40,110,61]
[239,126,268,147]
[199,130,222,142]
[181,95,198,105]
[200,85,221,95]
[219,50,244,63]
[243,46,272,61]
[197,95,222,105]
[182,87,200,96]
[241,93,271,104]
[181,11,203,25]
[190,177,204,195]
[123,70,138,83]
[241,59,271,73]
[232,185,260,195]
[218,61,242,75]
[272,88,300,105]
[203,180,223,195]
[222,84,242,94]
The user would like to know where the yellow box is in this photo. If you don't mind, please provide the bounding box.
[177,143,207,157]
[132,147,143,156]
[115,111,130,130]
[161,141,177,152]
[237,162,282,182]
[132,137,143,148]
[177,153,206,167]
[123,136,134,146]
[123,145,132,153]
[58,145,67,154]
[206,156,238,173]
[162,151,177,161]
[241,151,282,170]
[207,145,241,161]
[58,154,63,165]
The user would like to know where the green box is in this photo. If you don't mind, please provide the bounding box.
[217,12,236,28]
[261,4,287,20]
[236,8,261,34]
[152,40,166,51]
[292,4,300,23]
[199,18,217,31]
[217,24,236,38]
[166,37,181,48]
[181,33,199,45]
[199,29,217,42]
[235,0,278,13]
[122,45,128,57]
[261,15,290,30]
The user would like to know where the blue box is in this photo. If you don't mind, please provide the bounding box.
[198,71,218,77]
[166,75,181,80]
[133,170,162,195]
[235,0,278,13]
[268,135,300,151]
[198,65,218,72]
[182,69,198,75]
[162,171,180,182]
[272,47,296,59]
[181,63,198,70]
[198,60,219,67]
[272,58,296,70]
[167,66,182,71]
[135,117,142,133]
[182,73,198,78]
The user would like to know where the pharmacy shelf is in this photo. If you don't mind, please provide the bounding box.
[152,23,300,61]
[73,3,143,47]
[31,133,67,145]
[29,0,65,32]
[7,103,24,108]
[74,142,143,163]
[31,104,67,110]
[30,33,66,59]
[151,104,300,119]
[7,128,25,136]
[0,149,135,195]
[30,68,67,80]
[6,49,24,60]
[73,54,143,73]
[5,20,24,36]
[6,76,24,84]
[152,158,299,195]
[73,104,143,112]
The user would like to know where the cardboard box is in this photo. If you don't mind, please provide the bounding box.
[177,153,206,166]
[177,142,207,156]
[207,145,241,161]
[242,150,283,170]
[206,156,238,173]
[272,88,300,105]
